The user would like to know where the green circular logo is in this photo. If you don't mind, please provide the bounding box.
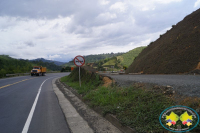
[159,105,199,132]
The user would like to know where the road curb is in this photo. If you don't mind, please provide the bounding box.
[58,79,137,133]
[52,78,93,133]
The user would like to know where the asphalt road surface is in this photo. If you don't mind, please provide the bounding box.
[106,74,200,97]
[0,73,71,133]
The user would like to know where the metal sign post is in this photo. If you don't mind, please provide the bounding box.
[79,66,81,87]
[74,55,85,87]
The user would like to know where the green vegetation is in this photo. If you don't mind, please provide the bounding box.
[102,57,117,66]
[83,52,124,63]
[61,66,71,72]
[0,55,32,78]
[63,46,146,71]
[118,46,146,67]
[60,68,175,133]
[84,86,173,132]
[92,46,146,70]
[0,55,63,78]
[63,52,124,67]
[61,67,101,95]
[83,47,146,71]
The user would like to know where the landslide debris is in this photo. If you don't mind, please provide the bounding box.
[126,8,200,74]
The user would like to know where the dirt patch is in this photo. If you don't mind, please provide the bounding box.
[79,66,115,87]
[82,65,98,73]
[102,77,115,87]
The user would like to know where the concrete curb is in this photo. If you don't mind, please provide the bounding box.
[52,78,93,133]
[58,79,137,133]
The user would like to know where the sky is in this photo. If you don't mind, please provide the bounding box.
[0,0,200,62]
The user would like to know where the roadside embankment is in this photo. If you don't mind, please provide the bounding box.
[60,67,200,133]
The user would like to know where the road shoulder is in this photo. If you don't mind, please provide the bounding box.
[52,78,93,133]
[52,78,122,133]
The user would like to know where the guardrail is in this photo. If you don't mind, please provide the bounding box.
[46,71,60,73]
[98,71,126,75]
[6,73,30,77]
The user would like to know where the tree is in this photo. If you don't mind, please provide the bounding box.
[0,69,6,77]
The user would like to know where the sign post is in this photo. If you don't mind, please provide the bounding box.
[74,55,85,87]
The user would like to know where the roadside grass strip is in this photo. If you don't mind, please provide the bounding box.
[61,75,174,132]
[0,78,35,89]
[60,68,200,132]
[60,69,200,133]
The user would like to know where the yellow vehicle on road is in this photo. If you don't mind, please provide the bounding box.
[31,66,46,76]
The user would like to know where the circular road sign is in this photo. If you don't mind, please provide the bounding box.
[74,55,85,67]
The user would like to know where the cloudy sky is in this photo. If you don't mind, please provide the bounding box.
[0,0,200,62]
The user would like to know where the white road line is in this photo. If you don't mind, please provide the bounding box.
[21,77,53,133]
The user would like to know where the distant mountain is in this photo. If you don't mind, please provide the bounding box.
[30,58,66,66]
[126,8,200,74]
[63,52,124,66]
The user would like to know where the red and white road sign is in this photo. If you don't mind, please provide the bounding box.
[74,55,85,67]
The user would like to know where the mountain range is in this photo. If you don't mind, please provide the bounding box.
[30,58,67,66]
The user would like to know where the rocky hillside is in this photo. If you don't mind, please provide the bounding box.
[126,8,200,74]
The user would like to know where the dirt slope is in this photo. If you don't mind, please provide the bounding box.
[126,8,200,74]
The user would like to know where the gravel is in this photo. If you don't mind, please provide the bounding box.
[102,74,200,97]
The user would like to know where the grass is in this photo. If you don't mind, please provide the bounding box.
[60,67,200,132]
[60,69,176,132]
[102,57,117,66]
[118,46,146,67]
[83,86,174,132]
[60,68,101,95]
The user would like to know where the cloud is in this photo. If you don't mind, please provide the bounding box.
[99,0,110,5]
[154,0,182,4]
[0,0,197,62]
[24,41,35,47]
[110,2,127,13]
[48,54,62,60]
[194,0,200,7]
[96,12,117,21]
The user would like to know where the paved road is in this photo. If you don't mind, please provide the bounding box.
[0,73,71,133]
[106,74,200,97]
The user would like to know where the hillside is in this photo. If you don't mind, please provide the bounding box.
[117,46,146,67]
[87,46,146,71]
[126,8,200,74]
[0,55,32,77]
[102,57,117,66]
[63,52,124,66]
[0,55,62,77]
[102,46,146,67]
